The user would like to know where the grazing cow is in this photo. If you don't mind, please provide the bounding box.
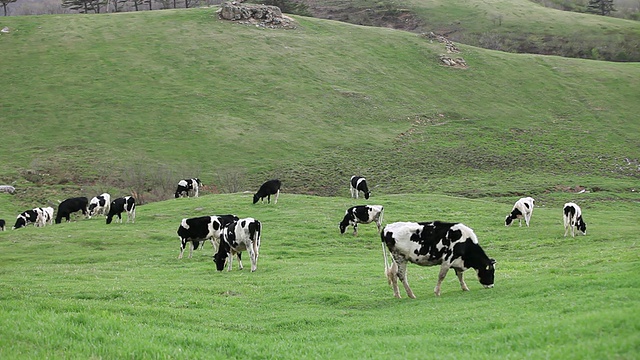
[55,197,89,224]
[505,197,535,227]
[39,207,54,226]
[175,178,202,198]
[350,176,371,199]
[13,208,44,229]
[381,221,496,298]
[339,205,384,236]
[253,179,281,204]
[88,193,111,218]
[106,196,136,224]
[214,218,262,272]
[176,214,239,259]
[0,219,5,231]
[563,202,587,237]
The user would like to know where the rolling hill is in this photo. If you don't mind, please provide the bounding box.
[0,6,638,210]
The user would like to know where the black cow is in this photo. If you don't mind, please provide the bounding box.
[350,176,370,199]
[55,197,89,224]
[175,178,202,198]
[13,208,44,229]
[106,196,136,224]
[0,219,5,231]
[214,218,262,272]
[381,221,496,298]
[339,205,384,236]
[176,214,239,259]
[253,179,281,204]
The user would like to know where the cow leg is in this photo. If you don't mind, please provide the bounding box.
[188,241,196,259]
[274,189,279,204]
[395,260,416,299]
[227,251,234,271]
[247,241,258,272]
[209,238,217,254]
[237,252,243,270]
[267,194,271,204]
[434,264,451,296]
[455,268,470,292]
[178,238,187,259]
[352,223,358,236]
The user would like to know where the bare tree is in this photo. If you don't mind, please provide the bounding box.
[1,0,18,16]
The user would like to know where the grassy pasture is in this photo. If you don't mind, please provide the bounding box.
[1,193,638,359]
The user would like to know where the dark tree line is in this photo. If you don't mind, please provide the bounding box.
[587,0,616,16]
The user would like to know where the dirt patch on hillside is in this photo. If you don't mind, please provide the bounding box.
[305,3,424,32]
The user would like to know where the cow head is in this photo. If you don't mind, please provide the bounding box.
[339,220,349,234]
[213,251,228,271]
[477,259,496,288]
[252,193,260,204]
[504,215,513,226]
[576,217,587,235]
[13,216,27,230]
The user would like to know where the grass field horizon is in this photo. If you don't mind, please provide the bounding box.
[1,192,638,358]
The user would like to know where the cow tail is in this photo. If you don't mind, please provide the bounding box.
[380,230,397,285]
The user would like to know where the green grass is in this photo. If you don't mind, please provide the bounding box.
[0,193,638,358]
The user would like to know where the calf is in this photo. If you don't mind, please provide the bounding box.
[55,197,89,224]
[177,214,239,259]
[214,218,262,272]
[253,179,281,204]
[13,208,44,229]
[106,196,136,224]
[0,219,5,231]
[381,221,496,298]
[505,197,535,227]
[350,176,370,199]
[563,202,587,237]
[88,193,111,218]
[175,178,202,198]
[339,205,384,236]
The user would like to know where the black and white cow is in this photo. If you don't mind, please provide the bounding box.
[350,176,370,200]
[13,208,44,229]
[0,219,5,231]
[253,179,281,204]
[55,197,89,224]
[177,214,239,259]
[106,196,136,224]
[563,202,587,237]
[175,178,202,198]
[88,193,111,218]
[381,221,496,298]
[39,207,54,226]
[214,218,262,272]
[339,205,384,236]
[505,197,535,227]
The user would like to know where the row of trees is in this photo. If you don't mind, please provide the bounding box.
[0,0,223,15]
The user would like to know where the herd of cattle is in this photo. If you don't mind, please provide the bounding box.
[0,175,588,298]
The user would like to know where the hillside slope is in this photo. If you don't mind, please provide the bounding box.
[303,0,640,61]
[0,8,638,208]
